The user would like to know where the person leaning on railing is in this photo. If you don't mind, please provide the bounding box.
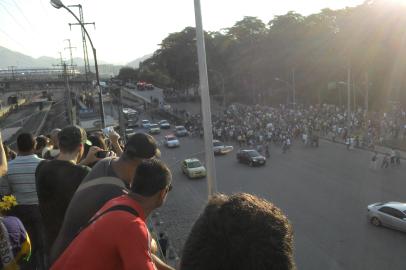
[50,159,174,270]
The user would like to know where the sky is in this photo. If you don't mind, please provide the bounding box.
[0,0,364,65]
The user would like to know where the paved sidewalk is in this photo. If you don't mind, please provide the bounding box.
[321,135,406,159]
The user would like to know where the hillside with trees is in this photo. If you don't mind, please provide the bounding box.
[118,0,406,110]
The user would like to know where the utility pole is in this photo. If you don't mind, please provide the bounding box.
[292,68,296,110]
[56,53,73,125]
[365,72,369,113]
[58,52,64,66]
[8,66,16,80]
[353,81,356,112]
[65,39,78,124]
[68,4,93,81]
[194,0,217,198]
[118,87,126,143]
[63,63,73,125]
[64,39,76,74]
[347,63,351,128]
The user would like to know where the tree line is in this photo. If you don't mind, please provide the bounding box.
[118,0,406,110]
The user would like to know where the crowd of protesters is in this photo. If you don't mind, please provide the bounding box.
[179,102,406,160]
[0,125,295,270]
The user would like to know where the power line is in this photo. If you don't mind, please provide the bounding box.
[0,27,30,52]
[0,1,29,33]
[38,0,50,16]
[9,0,35,31]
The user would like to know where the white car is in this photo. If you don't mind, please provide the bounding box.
[159,120,171,129]
[175,126,188,137]
[181,158,206,179]
[164,135,180,148]
[149,124,161,134]
[123,107,138,115]
[141,119,151,129]
[367,202,406,232]
[213,140,234,155]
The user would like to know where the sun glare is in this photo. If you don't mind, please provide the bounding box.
[386,0,406,6]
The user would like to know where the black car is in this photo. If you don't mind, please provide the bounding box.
[236,149,266,166]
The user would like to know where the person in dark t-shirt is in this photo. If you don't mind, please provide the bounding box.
[49,133,160,265]
[35,126,101,256]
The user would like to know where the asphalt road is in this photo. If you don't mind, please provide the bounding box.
[125,87,164,104]
[134,122,406,270]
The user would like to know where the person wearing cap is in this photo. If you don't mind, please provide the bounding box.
[51,159,174,270]
[49,132,160,265]
[35,125,102,259]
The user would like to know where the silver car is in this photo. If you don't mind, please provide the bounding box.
[367,202,406,232]
[213,140,233,155]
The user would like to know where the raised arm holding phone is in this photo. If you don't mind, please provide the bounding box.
[0,131,7,176]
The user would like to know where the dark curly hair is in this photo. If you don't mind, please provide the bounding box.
[180,193,295,270]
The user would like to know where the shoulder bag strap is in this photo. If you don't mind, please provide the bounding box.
[76,205,139,237]
[76,176,126,193]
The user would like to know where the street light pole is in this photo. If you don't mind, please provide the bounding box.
[209,69,225,109]
[347,63,351,128]
[194,0,217,198]
[275,72,296,109]
[292,69,296,111]
[365,72,369,113]
[50,0,106,128]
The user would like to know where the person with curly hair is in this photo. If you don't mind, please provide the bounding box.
[180,193,295,270]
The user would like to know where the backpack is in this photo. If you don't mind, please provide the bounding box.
[76,204,139,238]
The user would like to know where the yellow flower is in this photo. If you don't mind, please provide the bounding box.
[0,195,17,212]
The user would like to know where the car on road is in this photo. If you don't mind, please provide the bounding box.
[146,83,154,90]
[159,120,170,129]
[125,83,136,89]
[367,202,406,232]
[164,135,180,148]
[181,158,206,179]
[141,119,151,129]
[149,124,161,134]
[126,119,138,128]
[213,140,234,155]
[236,149,266,166]
[137,81,146,90]
[125,128,136,139]
[175,126,188,137]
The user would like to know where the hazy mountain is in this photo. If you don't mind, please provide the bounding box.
[0,46,109,69]
[126,53,152,68]
[0,46,41,68]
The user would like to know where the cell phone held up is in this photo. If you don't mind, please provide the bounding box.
[96,150,110,159]
[102,127,114,137]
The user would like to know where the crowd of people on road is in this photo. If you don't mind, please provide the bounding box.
[179,102,406,162]
[0,125,295,270]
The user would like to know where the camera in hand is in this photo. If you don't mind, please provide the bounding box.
[96,151,110,158]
